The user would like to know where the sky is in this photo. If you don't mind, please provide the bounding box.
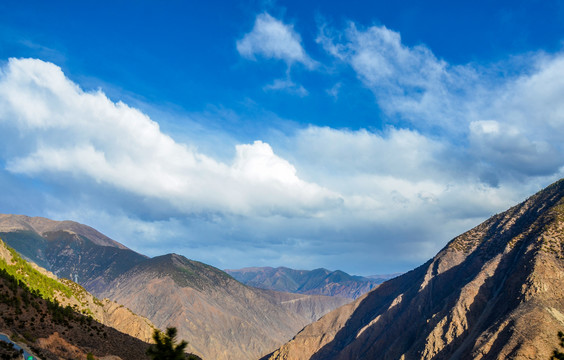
[0,0,564,275]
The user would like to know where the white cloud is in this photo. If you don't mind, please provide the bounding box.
[0,58,519,274]
[326,82,341,99]
[286,126,514,218]
[3,25,564,275]
[317,23,473,132]
[318,24,446,90]
[319,22,564,183]
[263,78,308,96]
[237,13,315,68]
[0,58,340,218]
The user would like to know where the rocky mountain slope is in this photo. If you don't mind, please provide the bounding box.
[100,253,349,360]
[265,178,564,360]
[0,239,156,360]
[226,267,386,299]
[0,215,349,360]
[0,238,156,343]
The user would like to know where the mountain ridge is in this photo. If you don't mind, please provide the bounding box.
[265,178,564,360]
[0,237,157,343]
[0,214,350,360]
[100,251,349,360]
[0,217,149,294]
[0,214,131,250]
[225,266,391,299]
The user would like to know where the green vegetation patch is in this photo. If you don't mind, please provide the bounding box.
[0,239,73,301]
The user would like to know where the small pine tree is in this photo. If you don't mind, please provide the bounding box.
[146,327,188,360]
[552,331,564,360]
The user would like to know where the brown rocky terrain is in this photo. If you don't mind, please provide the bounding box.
[225,267,385,299]
[0,262,153,360]
[265,178,564,360]
[100,254,349,360]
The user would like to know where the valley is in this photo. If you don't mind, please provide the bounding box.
[0,215,349,360]
[2,179,564,359]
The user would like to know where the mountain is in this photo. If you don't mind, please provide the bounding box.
[0,214,147,293]
[0,237,156,342]
[0,215,349,360]
[99,253,349,360]
[264,178,564,360]
[0,238,157,360]
[225,267,388,299]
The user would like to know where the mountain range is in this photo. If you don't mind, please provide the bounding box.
[225,267,394,299]
[0,214,348,360]
[3,178,564,359]
[264,178,564,359]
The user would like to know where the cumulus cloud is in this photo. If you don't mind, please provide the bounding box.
[0,58,340,218]
[237,13,316,68]
[0,58,518,274]
[469,120,561,177]
[285,126,515,219]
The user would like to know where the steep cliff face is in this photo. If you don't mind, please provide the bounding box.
[100,254,349,360]
[226,267,384,299]
[266,179,564,360]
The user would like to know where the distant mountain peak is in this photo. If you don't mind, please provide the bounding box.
[226,266,390,299]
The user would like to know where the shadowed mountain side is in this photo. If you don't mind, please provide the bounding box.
[225,267,385,299]
[0,239,161,360]
[0,215,148,293]
[0,272,154,360]
[0,238,157,343]
[99,254,349,360]
[265,178,564,360]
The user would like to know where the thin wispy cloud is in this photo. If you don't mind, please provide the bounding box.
[318,22,564,185]
[263,78,308,96]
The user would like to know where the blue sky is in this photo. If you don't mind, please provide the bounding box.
[1,0,564,275]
